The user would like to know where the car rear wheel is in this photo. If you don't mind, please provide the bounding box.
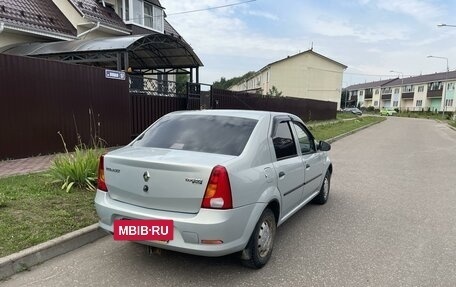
[240,208,276,269]
[312,170,331,205]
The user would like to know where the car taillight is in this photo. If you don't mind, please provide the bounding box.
[202,165,232,209]
[97,155,108,192]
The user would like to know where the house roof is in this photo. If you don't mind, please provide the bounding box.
[386,70,456,86]
[164,20,180,37]
[346,78,397,91]
[68,0,129,32]
[347,70,456,91]
[0,0,76,38]
[147,0,164,8]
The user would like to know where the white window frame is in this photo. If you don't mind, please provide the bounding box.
[118,0,164,33]
[416,100,422,107]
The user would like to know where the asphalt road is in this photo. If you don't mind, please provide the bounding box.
[3,117,456,287]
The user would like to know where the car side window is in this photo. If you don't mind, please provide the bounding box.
[293,122,316,154]
[272,121,298,160]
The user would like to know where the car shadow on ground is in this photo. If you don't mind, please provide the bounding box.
[122,195,337,274]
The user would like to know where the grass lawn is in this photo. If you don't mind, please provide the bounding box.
[0,174,97,257]
[393,111,453,121]
[0,115,385,257]
[309,116,386,140]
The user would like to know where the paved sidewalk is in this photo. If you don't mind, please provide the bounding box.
[0,154,55,178]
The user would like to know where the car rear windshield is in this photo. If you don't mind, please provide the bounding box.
[132,115,258,156]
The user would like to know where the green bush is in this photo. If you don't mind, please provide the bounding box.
[47,109,106,192]
[48,145,105,192]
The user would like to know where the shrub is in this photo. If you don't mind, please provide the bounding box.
[48,143,105,192]
[47,109,106,192]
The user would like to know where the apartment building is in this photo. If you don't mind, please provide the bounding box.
[346,71,456,112]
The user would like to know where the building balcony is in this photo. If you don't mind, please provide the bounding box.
[401,92,414,99]
[427,89,443,98]
[381,94,391,100]
[365,92,373,99]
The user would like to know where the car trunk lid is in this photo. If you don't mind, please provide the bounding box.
[103,147,235,214]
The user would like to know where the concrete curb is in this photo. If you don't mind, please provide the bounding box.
[0,223,106,280]
[0,119,386,281]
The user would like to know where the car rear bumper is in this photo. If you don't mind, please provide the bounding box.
[95,191,266,257]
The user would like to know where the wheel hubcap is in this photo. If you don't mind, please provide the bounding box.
[323,178,329,199]
[257,220,273,258]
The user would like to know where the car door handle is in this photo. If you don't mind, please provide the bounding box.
[278,171,285,178]
[306,164,310,169]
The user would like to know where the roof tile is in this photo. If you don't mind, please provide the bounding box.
[0,0,76,37]
[68,0,128,32]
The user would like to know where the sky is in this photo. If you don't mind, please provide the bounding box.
[160,0,456,87]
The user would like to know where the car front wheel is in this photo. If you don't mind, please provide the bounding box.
[240,208,276,269]
[312,170,331,204]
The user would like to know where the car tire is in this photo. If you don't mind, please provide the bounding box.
[313,170,331,205]
[240,208,276,269]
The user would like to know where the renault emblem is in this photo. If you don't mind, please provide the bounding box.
[143,171,150,182]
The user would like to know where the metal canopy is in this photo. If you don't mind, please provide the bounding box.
[0,33,203,75]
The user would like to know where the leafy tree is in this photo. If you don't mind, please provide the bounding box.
[266,86,283,97]
[176,73,190,95]
[212,71,256,89]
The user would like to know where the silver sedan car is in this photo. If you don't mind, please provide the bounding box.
[95,109,332,268]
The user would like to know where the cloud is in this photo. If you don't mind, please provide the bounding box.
[162,1,306,57]
[303,13,409,43]
[245,11,279,21]
[362,0,444,22]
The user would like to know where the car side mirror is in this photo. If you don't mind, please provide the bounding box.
[318,141,331,151]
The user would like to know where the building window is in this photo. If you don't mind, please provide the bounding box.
[256,76,261,87]
[117,0,164,32]
[393,101,398,107]
[266,71,270,82]
[394,88,399,94]
[418,86,424,92]
[403,85,414,92]
[375,89,379,95]
[448,83,455,90]
[446,99,454,107]
[374,101,379,106]
[359,90,364,96]
[416,100,422,107]
[144,2,153,27]
[428,82,443,91]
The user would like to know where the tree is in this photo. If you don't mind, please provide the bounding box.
[266,86,283,97]
[212,71,256,89]
[176,74,189,95]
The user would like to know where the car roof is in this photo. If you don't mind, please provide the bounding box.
[167,109,296,121]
